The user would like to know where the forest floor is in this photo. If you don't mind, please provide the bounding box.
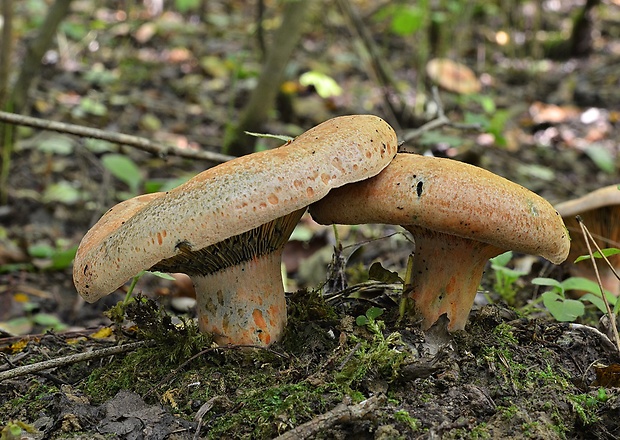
[1,1,620,439]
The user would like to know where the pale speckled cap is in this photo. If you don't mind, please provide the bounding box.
[74,115,398,302]
[310,153,570,264]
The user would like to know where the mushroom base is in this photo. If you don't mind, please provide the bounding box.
[404,227,503,331]
[193,250,286,347]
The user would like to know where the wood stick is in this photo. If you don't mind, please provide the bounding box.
[0,111,235,164]
[274,395,384,440]
[0,340,152,382]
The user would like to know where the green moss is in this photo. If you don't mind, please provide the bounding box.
[335,320,407,392]
[569,393,603,426]
[492,323,518,346]
[448,423,491,440]
[393,409,419,431]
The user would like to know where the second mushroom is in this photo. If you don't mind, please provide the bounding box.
[310,153,570,331]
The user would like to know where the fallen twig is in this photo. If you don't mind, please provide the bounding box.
[0,340,152,382]
[274,394,385,440]
[568,323,618,354]
[401,87,482,143]
[0,111,235,163]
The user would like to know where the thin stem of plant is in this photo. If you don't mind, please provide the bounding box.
[0,111,235,164]
[577,216,620,352]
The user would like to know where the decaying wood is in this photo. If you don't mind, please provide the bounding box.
[274,394,385,440]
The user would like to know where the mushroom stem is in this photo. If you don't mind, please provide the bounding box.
[151,208,306,347]
[404,227,503,331]
[194,250,287,346]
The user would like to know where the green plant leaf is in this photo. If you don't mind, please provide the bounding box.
[28,243,55,258]
[101,154,143,194]
[517,163,556,182]
[490,251,513,267]
[175,0,201,12]
[33,312,67,330]
[76,97,108,117]
[579,293,614,314]
[541,291,585,322]
[532,277,563,290]
[493,266,527,278]
[42,181,82,204]
[390,6,425,36]
[84,138,115,153]
[585,144,615,174]
[355,315,369,326]
[463,112,490,130]
[49,246,78,270]
[574,248,620,263]
[38,135,74,155]
[419,131,465,147]
[368,262,403,284]
[561,277,611,296]
[148,271,176,280]
[366,306,384,320]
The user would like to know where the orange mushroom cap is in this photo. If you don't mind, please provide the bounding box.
[310,153,570,330]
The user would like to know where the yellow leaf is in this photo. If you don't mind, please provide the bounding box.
[91,327,113,339]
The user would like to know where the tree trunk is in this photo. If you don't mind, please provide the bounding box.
[224,0,311,157]
[11,0,74,113]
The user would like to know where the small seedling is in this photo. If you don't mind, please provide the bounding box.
[356,306,384,327]
[105,270,177,328]
[124,270,176,304]
[355,306,386,337]
[489,251,528,306]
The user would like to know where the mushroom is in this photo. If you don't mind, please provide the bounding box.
[310,153,570,331]
[74,115,398,346]
[555,185,620,295]
[426,58,481,95]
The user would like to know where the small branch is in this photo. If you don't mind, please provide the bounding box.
[576,216,620,352]
[274,394,385,440]
[0,340,152,382]
[568,323,618,354]
[0,111,235,164]
[401,87,482,143]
